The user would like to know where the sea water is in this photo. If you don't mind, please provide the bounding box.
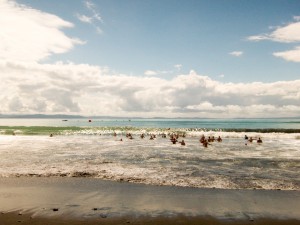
[0,118,300,129]
[0,118,299,190]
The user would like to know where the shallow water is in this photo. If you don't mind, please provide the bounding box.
[0,131,299,190]
[1,118,299,190]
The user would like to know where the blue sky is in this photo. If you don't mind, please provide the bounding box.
[0,0,300,117]
[20,0,300,82]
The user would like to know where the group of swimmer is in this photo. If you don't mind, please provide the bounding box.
[199,135,222,147]
[244,135,263,145]
[120,132,263,148]
[169,133,186,145]
[120,132,225,147]
[49,131,263,147]
[121,132,188,145]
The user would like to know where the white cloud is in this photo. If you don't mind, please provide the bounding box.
[83,0,103,22]
[229,51,243,57]
[144,70,158,76]
[273,46,300,62]
[75,0,103,34]
[76,14,93,24]
[0,61,299,117]
[144,70,172,76]
[248,17,300,63]
[174,64,182,70]
[248,18,300,43]
[0,0,84,63]
[84,0,95,11]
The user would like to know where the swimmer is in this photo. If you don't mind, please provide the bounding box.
[217,136,222,142]
[170,134,177,142]
[49,134,53,137]
[126,133,133,139]
[244,135,249,145]
[170,135,177,144]
[257,137,263,143]
[199,135,205,143]
[180,140,185,146]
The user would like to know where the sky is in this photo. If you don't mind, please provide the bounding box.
[0,0,300,118]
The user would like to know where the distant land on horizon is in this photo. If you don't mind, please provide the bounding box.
[0,114,299,120]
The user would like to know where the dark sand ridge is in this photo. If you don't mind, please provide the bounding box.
[0,177,299,224]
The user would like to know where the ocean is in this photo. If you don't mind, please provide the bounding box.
[0,118,299,191]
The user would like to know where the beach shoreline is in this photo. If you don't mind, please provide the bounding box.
[0,177,299,224]
[1,212,300,225]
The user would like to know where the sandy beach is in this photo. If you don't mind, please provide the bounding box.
[0,177,299,224]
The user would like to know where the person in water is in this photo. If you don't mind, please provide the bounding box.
[180,140,185,146]
[203,139,208,148]
[257,137,263,143]
[199,135,205,143]
[244,135,249,145]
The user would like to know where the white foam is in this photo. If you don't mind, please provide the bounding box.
[0,134,299,190]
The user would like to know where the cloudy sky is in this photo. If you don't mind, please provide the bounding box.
[0,0,300,118]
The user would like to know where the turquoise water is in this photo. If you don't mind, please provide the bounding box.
[0,118,300,135]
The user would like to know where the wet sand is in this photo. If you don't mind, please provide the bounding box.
[1,212,300,225]
[0,177,299,224]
